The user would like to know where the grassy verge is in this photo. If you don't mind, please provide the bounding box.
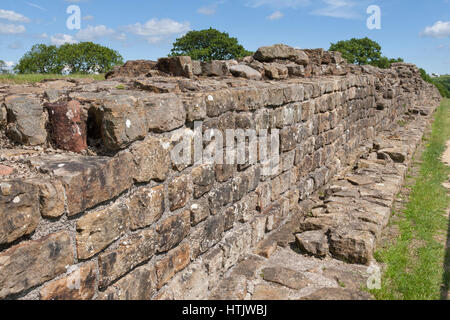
[372,98,450,300]
[0,73,105,84]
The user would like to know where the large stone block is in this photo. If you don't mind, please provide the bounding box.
[157,211,191,253]
[40,262,97,300]
[168,174,192,211]
[192,164,215,198]
[126,185,164,230]
[144,94,186,133]
[155,242,190,289]
[129,136,171,183]
[47,100,87,153]
[29,153,135,216]
[156,56,193,78]
[98,264,157,300]
[98,229,157,288]
[254,44,309,65]
[329,227,375,265]
[95,95,148,151]
[76,203,129,259]
[230,64,262,80]
[0,180,40,245]
[5,95,47,146]
[0,231,74,299]
[27,179,65,218]
[189,215,225,258]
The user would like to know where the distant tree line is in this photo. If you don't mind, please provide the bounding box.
[420,69,450,98]
[13,42,123,74]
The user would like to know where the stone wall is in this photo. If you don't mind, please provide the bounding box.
[0,44,441,300]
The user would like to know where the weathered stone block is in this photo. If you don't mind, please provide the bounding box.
[98,264,157,300]
[5,95,47,146]
[215,164,235,182]
[162,261,210,300]
[156,56,193,78]
[98,229,157,288]
[0,231,74,299]
[94,95,148,150]
[29,153,135,216]
[168,174,192,211]
[157,211,191,253]
[144,94,186,133]
[0,180,40,245]
[155,242,190,289]
[262,267,311,290]
[192,164,215,198]
[28,179,65,218]
[230,65,262,80]
[129,136,171,182]
[126,185,164,230]
[209,182,233,214]
[40,262,97,300]
[76,203,129,260]
[47,100,87,152]
[189,200,210,226]
[189,215,225,258]
[205,90,237,117]
[329,227,375,265]
[295,230,329,257]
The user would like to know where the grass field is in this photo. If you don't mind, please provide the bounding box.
[372,98,450,300]
[0,73,105,84]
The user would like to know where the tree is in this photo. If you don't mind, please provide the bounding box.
[58,42,123,74]
[329,37,402,69]
[14,44,60,74]
[14,42,123,74]
[170,28,253,61]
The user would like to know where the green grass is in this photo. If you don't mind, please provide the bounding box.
[372,98,450,300]
[0,73,105,84]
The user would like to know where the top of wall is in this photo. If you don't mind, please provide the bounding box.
[0,44,438,158]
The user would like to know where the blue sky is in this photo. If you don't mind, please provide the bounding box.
[0,0,449,74]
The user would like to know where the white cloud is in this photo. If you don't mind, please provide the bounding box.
[0,23,26,34]
[76,25,115,41]
[421,21,450,38]
[50,33,78,45]
[267,11,284,20]
[312,0,361,19]
[0,9,30,22]
[125,18,190,44]
[247,0,310,8]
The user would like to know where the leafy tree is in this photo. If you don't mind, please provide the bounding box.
[14,44,60,74]
[329,37,403,69]
[329,37,382,66]
[170,28,253,61]
[58,42,123,74]
[14,42,123,74]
